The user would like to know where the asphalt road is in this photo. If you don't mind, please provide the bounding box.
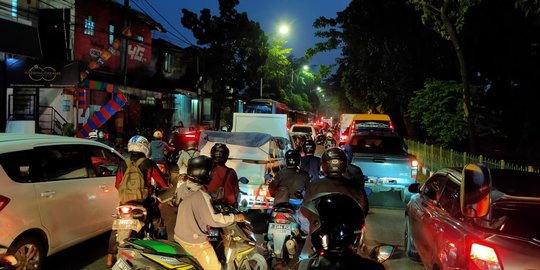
[42,190,423,270]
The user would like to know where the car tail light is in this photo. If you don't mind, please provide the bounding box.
[0,195,11,212]
[410,158,419,178]
[340,135,348,141]
[466,237,503,270]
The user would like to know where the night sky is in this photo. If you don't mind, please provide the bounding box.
[129,0,351,66]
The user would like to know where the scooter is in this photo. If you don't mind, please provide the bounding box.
[265,198,304,266]
[113,238,203,270]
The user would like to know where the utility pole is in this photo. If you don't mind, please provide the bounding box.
[120,0,130,87]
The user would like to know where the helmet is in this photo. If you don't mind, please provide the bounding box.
[310,193,365,252]
[128,135,150,157]
[321,147,348,177]
[186,140,197,150]
[153,130,163,140]
[98,130,106,140]
[211,143,229,165]
[326,131,333,138]
[302,139,316,155]
[187,155,213,185]
[285,149,301,168]
[88,130,98,140]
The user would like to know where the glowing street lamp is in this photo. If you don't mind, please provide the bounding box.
[279,24,289,35]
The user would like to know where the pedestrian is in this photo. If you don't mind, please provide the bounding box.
[173,155,245,270]
[206,143,240,207]
[299,139,321,181]
[106,135,169,268]
[177,140,200,175]
[269,149,310,205]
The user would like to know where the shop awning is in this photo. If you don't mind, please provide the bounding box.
[0,18,42,58]
[82,79,162,99]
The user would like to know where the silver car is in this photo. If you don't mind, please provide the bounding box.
[405,164,540,269]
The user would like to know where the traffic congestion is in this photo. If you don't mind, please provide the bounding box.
[3,0,540,270]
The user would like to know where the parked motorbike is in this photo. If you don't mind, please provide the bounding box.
[265,199,304,266]
[113,238,203,270]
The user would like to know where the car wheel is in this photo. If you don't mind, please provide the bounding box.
[8,236,45,270]
[404,217,420,261]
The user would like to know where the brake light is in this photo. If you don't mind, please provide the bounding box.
[467,238,503,270]
[272,213,291,224]
[340,135,348,141]
[410,159,419,179]
[119,206,132,214]
[0,195,11,212]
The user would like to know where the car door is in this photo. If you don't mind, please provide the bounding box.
[33,144,109,251]
[409,174,448,262]
[84,145,122,232]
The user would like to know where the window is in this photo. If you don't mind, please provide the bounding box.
[84,16,94,36]
[35,146,88,181]
[109,24,115,44]
[163,52,172,73]
[438,180,463,218]
[421,175,448,201]
[0,150,34,182]
[88,146,121,177]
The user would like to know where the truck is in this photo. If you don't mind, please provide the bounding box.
[200,113,290,210]
[346,130,418,203]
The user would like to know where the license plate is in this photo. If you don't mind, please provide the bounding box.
[112,219,138,230]
[112,258,132,270]
[268,223,291,235]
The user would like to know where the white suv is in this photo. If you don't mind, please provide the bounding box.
[0,133,124,269]
[290,124,319,141]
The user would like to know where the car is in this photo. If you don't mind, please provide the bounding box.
[405,163,540,269]
[0,133,124,269]
[290,124,319,141]
[289,131,311,153]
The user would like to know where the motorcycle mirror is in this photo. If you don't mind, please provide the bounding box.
[239,177,249,184]
[369,244,395,263]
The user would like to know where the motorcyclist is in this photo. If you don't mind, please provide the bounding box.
[342,144,369,215]
[148,129,174,163]
[177,140,200,175]
[300,139,321,181]
[174,155,245,270]
[106,135,169,268]
[293,193,385,270]
[97,130,114,147]
[299,147,368,259]
[323,131,336,149]
[269,149,310,205]
[206,143,240,207]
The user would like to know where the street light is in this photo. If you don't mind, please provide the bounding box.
[261,23,291,98]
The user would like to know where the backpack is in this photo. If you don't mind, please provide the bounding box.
[118,158,148,204]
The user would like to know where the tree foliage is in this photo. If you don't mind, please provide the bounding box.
[407,80,467,146]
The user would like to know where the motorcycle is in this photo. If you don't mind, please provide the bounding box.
[208,203,268,270]
[155,161,171,185]
[265,196,304,266]
[113,238,203,270]
[111,202,155,258]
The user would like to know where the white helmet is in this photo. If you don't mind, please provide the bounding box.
[128,135,150,157]
[88,130,98,140]
[98,130,106,139]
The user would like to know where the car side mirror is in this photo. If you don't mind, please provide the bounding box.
[460,163,491,218]
[408,183,420,193]
[369,244,395,263]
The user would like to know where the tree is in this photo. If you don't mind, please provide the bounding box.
[181,0,267,128]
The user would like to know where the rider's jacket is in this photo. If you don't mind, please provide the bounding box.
[268,167,310,205]
[294,251,385,270]
[300,155,321,181]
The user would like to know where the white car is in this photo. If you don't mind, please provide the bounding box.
[0,133,124,269]
[290,124,319,141]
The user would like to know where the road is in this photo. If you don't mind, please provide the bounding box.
[41,190,423,270]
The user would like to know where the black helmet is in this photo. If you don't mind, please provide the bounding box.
[302,139,316,155]
[309,193,365,253]
[321,147,348,177]
[210,143,229,165]
[187,155,213,185]
[285,149,301,168]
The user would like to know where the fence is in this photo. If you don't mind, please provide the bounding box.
[405,139,540,175]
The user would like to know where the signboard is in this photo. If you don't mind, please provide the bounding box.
[6,58,79,88]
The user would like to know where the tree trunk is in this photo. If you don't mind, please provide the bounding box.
[440,1,477,153]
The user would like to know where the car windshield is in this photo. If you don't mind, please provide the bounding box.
[349,134,406,154]
[489,204,540,240]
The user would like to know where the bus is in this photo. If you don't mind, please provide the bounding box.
[289,110,315,125]
[243,99,289,115]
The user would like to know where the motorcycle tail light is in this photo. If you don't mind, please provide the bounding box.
[119,206,132,214]
[0,195,10,212]
[273,213,291,224]
[466,237,503,270]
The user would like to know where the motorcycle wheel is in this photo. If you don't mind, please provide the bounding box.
[240,253,268,270]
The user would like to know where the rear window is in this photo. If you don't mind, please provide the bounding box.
[353,120,392,131]
[348,134,407,154]
[0,150,34,182]
[292,126,313,134]
[491,170,540,197]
